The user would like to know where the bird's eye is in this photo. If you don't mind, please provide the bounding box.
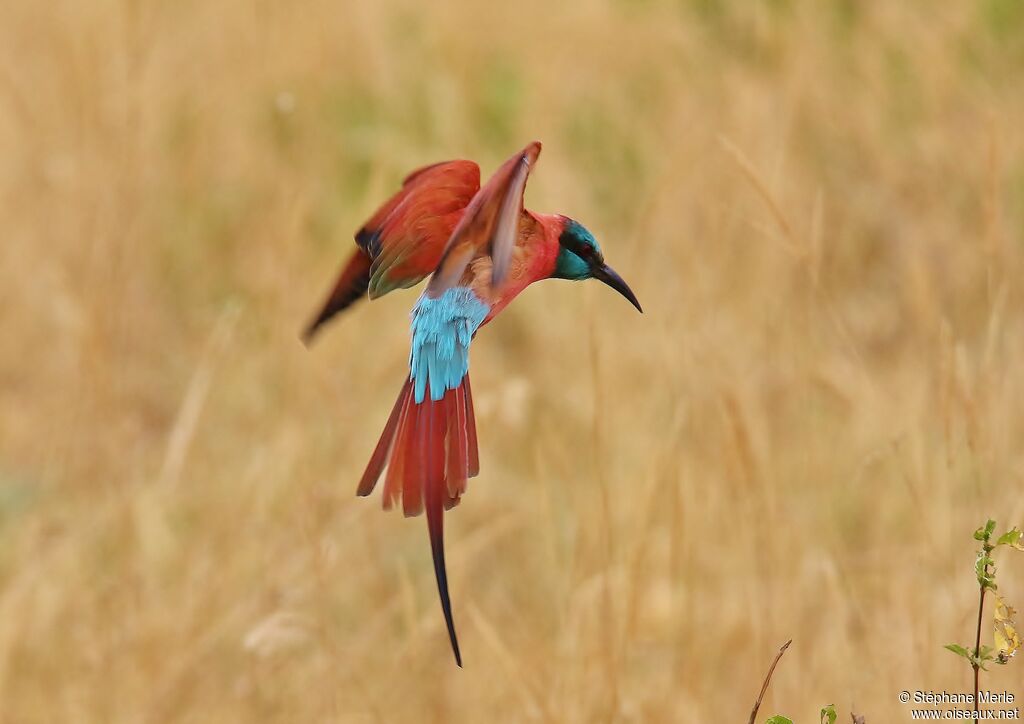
[578,245,600,267]
[562,235,599,266]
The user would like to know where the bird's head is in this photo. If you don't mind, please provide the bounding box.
[551,218,643,313]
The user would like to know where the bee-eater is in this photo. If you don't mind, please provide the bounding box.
[305,142,642,666]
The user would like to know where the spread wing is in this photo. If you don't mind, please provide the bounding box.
[302,160,479,341]
[364,161,481,298]
[426,142,542,298]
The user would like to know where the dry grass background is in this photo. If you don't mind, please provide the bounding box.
[1,0,1024,721]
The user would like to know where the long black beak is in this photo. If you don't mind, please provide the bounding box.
[595,264,643,313]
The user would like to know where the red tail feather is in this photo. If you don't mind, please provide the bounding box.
[357,379,409,497]
[356,374,479,667]
[464,376,480,477]
[358,375,477,511]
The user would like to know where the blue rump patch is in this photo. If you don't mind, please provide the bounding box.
[409,287,490,403]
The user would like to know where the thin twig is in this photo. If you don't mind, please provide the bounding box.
[748,639,793,724]
[973,573,987,715]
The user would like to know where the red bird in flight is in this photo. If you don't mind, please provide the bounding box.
[305,142,642,666]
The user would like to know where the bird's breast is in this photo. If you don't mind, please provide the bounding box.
[469,227,560,325]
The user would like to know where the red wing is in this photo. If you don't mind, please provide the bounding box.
[302,160,478,342]
[427,142,541,297]
[302,248,372,342]
[362,160,480,298]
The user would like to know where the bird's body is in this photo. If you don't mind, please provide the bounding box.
[462,211,564,323]
[305,142,641,667]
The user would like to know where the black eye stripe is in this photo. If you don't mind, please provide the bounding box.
[562,236,598,263]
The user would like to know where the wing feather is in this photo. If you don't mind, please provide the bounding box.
[426,142,541,297]
[306,160,479,334]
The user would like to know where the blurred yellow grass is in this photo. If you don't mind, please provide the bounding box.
[2,0,1024,721]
